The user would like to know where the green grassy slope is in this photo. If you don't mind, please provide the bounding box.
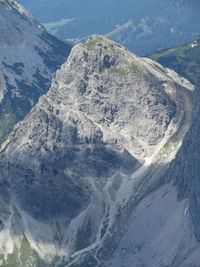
[150,37,200,84]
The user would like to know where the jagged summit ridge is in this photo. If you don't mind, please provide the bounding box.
[0,36,195,266]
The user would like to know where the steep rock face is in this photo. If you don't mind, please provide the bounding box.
[0,36,194,266]
[167,84,200,242]
[0,0,71,140]
[47,36,192,158]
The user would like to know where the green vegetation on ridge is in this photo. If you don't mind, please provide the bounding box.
[44,18,74,35]
[150,37,200,84]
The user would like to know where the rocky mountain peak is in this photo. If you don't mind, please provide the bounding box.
[0,0,38,47]
[0,0,39,28]
[46,35,193,159]
[1,36,193,172]
[0,0,71,140]
[0,36,195,266]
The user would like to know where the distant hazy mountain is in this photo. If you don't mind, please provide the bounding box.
[150,36,200,84]
[0,0,71,140]
[19,0,200,55]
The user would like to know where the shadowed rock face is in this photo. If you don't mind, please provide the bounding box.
[0,36,194,265]
[167,84,200,241]
[0,0,72,140]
